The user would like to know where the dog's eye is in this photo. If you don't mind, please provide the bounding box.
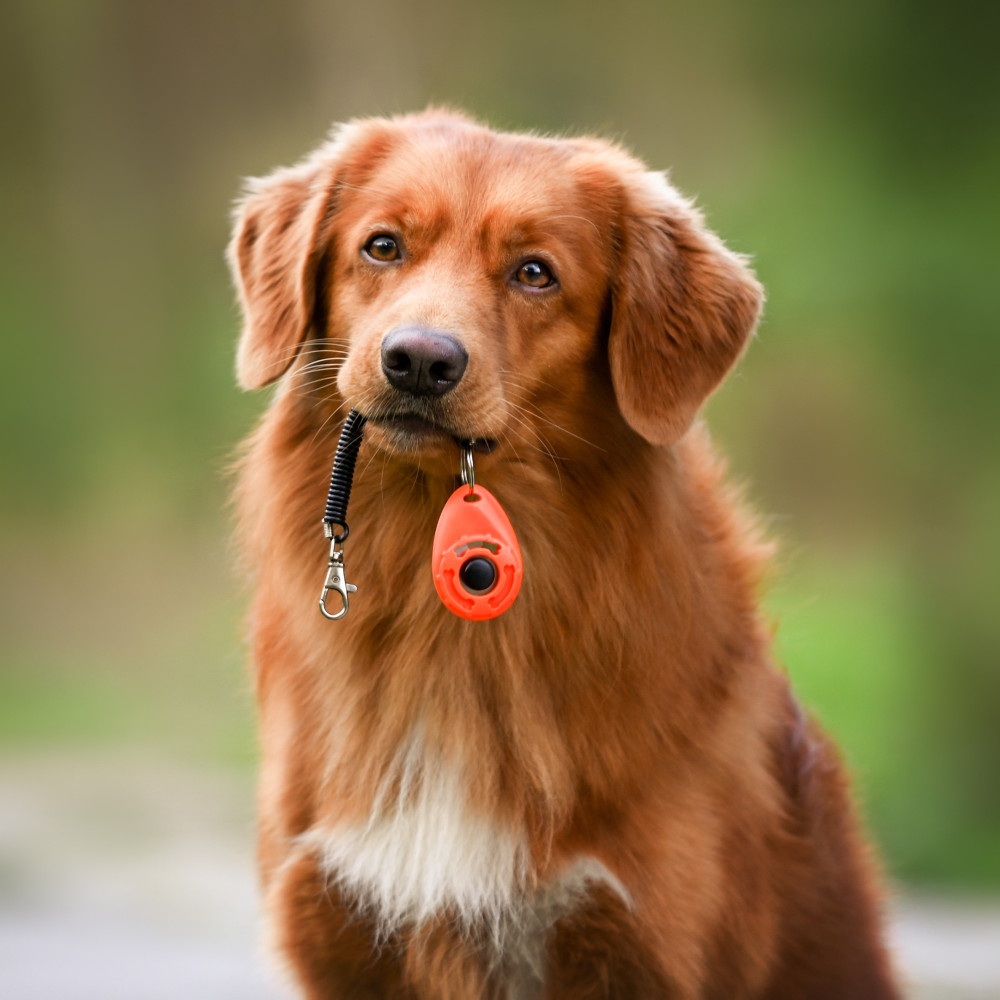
[363,234,401,263]
[515,260,555,289]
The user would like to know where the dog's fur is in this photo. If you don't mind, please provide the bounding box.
[229,110,900,998]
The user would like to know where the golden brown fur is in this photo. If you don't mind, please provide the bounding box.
[229,110,900,998]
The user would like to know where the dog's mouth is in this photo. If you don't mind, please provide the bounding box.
[364,410,497,455]
[373,412,450,441]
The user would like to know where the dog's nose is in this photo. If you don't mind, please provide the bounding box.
[381,327,469,397]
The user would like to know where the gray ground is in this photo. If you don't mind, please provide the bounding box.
[1,752,997,999]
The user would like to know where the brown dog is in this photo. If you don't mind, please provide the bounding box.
[228,110,900,998]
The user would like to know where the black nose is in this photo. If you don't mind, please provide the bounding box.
[380,327,469,397]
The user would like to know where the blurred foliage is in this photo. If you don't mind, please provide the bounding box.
[1,0,997,888]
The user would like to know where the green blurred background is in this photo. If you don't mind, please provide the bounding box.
[1,0,997,896]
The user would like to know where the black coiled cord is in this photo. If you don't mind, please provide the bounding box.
[321,409,368,542]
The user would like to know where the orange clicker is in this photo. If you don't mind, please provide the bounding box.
[432,481,523,621]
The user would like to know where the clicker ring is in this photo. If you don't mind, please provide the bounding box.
[460,442,476,491]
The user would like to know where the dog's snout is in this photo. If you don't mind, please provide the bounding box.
[381,327,469,397]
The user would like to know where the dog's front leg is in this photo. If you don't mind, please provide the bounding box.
[268,847,504,999]
[401,918,505,1000]
[267,847,416,999]
[541,886,679,1000]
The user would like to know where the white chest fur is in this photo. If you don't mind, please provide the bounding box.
[304,749,531,937]
[300,736,631,983]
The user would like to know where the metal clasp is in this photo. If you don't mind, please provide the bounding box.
[319,540,357,620]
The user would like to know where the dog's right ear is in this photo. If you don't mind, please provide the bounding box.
[227,161,336,390]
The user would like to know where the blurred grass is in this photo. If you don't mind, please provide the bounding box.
[0,530,257,771]
[1,0,998,892]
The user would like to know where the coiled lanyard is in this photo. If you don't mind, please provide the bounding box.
[318,410,367,620]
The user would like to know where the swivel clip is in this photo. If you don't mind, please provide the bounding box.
[319,539,357,621]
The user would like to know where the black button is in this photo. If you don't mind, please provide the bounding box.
[459,556,497,595]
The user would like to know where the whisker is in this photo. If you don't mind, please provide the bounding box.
[535,213,603,239]
[310,399,355,451]
[500,381,605,452]
[255,338,354,376]
[500,404,564,492]
[309,380,386,450]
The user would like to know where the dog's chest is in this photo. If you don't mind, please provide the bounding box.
[309,750,530,933]
[302,739,629,990]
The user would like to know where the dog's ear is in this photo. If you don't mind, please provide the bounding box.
[227,160,336,390]
[609,171,763,446]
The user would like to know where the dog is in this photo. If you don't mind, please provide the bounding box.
[228,109,900,998]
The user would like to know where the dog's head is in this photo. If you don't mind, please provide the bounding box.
[229,110,762,461]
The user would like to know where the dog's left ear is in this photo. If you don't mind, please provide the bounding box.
[227,162,335,390]
[609,171,763,446]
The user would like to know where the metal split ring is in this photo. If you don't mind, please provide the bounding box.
[460,442,476,491]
